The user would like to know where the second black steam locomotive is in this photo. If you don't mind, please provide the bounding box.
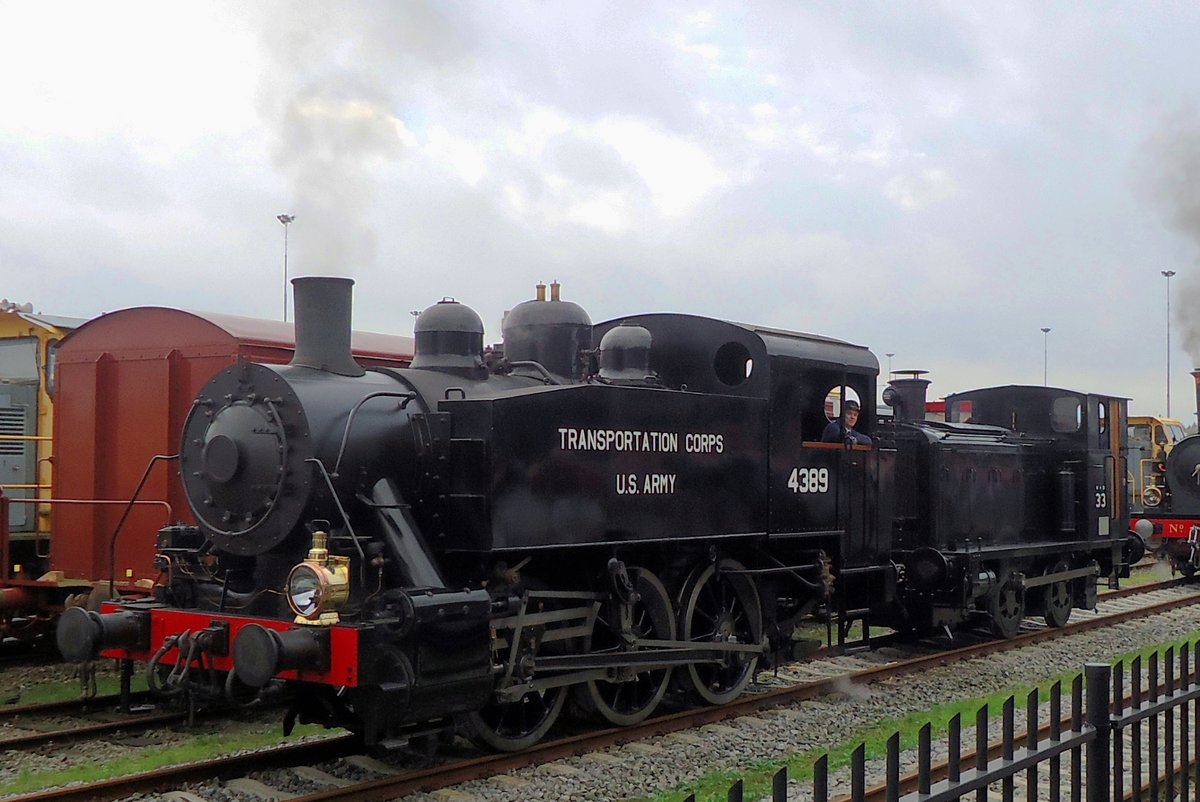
[60,277,1140,750]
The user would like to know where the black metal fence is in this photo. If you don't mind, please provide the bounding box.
[683,641,1200,802]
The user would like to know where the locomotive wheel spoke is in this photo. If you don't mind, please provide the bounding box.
[1043,560,1073,628]
[986,570,1025,639]
[466,684,566,752]
[577,567,675,727]
[678,558,762,706]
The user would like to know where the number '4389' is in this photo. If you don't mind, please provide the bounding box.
[788,467,829,494]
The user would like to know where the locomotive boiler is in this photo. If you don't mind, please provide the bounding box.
[58,276,1140,751]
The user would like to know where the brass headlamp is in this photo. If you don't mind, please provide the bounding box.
[285,530,350,625]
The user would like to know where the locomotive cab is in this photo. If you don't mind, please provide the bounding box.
[1127,414,1186,503]
[593,315,897,648]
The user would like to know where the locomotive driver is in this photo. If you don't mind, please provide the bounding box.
[821,399,872,445]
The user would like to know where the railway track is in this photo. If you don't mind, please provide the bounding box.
[4,577,1196,802]
[0,693,152,726]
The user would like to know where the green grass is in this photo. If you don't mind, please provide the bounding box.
[0,719,332,796]
[1117,559,1177,588]
[1,672,149,707]
[640,629,1200,802]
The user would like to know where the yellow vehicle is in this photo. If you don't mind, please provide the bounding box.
[0,301,85,573]
[1128,414,1188,514]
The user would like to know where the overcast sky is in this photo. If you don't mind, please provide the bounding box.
[4,2,1200,418]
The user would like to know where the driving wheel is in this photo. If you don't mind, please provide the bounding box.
[677,558,762,705]
[576,567,675,726]
[987,571,1025,639]
[1042,561,1073,628]
[465,580,569,751]
[465,684,567,752]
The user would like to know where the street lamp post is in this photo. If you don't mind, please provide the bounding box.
[1040,328,1051,386]
[1163,270,1176,417]
[277,214,295,322]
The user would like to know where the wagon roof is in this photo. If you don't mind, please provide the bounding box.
[57,306,414,361]
[16,312,88,332]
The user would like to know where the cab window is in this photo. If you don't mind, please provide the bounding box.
[1051,397,1081,433]
[1128,424,1151,450]
[947,399,973,423]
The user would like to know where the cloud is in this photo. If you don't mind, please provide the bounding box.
[486,107,734,235]
[883,169,959,211]
[6,2,1200,419]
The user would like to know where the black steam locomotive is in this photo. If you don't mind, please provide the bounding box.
[59,277,1140,751]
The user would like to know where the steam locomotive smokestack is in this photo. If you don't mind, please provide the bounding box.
[1191,369,1200,426]
[887,370,931,422]
[289,276,365,377]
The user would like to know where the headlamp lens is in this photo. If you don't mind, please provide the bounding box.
[288,565,324,617]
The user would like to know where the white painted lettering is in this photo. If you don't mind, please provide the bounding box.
[559,429,717,458]
[616,473,639,494]
[640,473,677,494]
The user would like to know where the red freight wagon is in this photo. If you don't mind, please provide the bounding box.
[21,307,412,622]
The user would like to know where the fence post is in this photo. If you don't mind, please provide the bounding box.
[773,766,787,801]
[1085,662,1112,802]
